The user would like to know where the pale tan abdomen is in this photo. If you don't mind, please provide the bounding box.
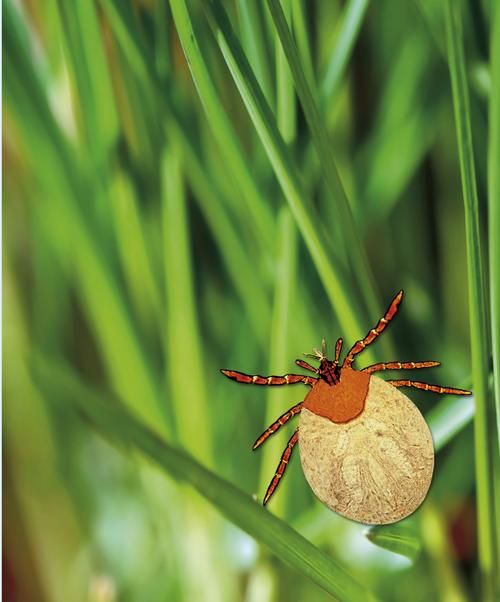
[299,376,434,525]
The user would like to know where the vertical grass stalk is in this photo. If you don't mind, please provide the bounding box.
[445,1,496,596]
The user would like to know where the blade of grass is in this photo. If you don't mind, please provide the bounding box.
[365,522,421,562]
[32,355,379,602]
[267,0,383,326]
[291,0,315,89]
[259,6,297,515]
[259,208,298,514]
[54,0,118,162]
[319,0,369,113]
[162,144,212,461]
[5,0,168,438]
[444,0,496,595]
[489,0,500,456]
[427,391,474,452]
[158,0,276,256]
[165,114,271,347]
[236,0,274,107]
[97,0,273,344]
[202,0,375,357]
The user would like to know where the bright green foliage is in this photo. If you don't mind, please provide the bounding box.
[4,0,498,601]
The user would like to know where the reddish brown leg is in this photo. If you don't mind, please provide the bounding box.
[344,290,404,367]
[221,369,316,386]
[253,402,303,450]
[363,360,440,374]
[263,429,299,505]
[388,380,471,395]
[295,359,318,373]
[334,338,343,362]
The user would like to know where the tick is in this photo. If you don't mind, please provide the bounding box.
[221,290,471,525]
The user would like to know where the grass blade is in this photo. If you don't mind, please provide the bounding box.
[365,522,421,562]
[489,0,500,456]
[166,0,275,256]
[319,0,369,112]
[444,0,496,595]
[267,0,383,325]
[203,0,375,356]
[33,355,379,602]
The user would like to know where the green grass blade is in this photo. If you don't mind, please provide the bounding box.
[203,0,373,355]
[236,0,274,107]
[365,522,421,562]
[319,0,369,112]
[489,0,500,455]
[426,392,474,452]
[55,0,118,161]
[445,0,496,594]
[33,355,379,602]
[266,0,383,327]
[167,0,275,256]
[162,145,212,461]
[291,0,315,89]
[259,208,297,514]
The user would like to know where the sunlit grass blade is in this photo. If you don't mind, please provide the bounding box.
[165,115,271,347]
[267,0,382,325]
[55,0,118,161]
[202,0,375,358]
[166,0,276,256]
[489,0,500,455]
[109,172,162,330]
[162,145,212,461]
[33,355,380,602]
[365,521,421,562]
[445,0,496,595]
[259,208,297,514]
[236,0,274,107]
[319,0,369,112]
[426,392,474,452]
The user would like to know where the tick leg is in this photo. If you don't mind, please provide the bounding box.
[263,429,299,505]
[295,359,318,373]
[220,370,316,386]
[253,402,303,450]
[363,360,440,374]
[343,290,403,367]
[388,380,471,395]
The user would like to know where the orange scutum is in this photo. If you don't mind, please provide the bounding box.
[303,367,370,424]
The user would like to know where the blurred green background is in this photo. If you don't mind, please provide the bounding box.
[4,0,499,600]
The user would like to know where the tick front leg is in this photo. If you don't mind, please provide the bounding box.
[221,370,316,386]
[263,429,299,505]
[343,290,403,367]
[388,379,471,395]
[363,361,440,374]
[253,402,303,450]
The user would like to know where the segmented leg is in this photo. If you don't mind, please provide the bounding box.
[363,360,440,374]
[253,402,303,450]
[295,359,317,373]
[388,380,471,395]
[334,338,343,362]
[263,429,299,505]
[221,370,316,386]
[344,290,403,367]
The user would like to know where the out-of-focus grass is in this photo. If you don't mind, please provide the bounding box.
[4,0,498,601]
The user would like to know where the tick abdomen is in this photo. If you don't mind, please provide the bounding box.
[299,376,434,525]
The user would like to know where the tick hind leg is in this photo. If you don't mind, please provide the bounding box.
[221,369,316,386]
[363,360,440,374]
[344,290,403,367]
[253,402,303,449]
[263,429,299,505]
[388,379,471,395]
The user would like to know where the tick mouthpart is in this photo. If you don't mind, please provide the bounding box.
[318,358,340,385]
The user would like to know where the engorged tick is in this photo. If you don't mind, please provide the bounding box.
[221,290,471,525]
